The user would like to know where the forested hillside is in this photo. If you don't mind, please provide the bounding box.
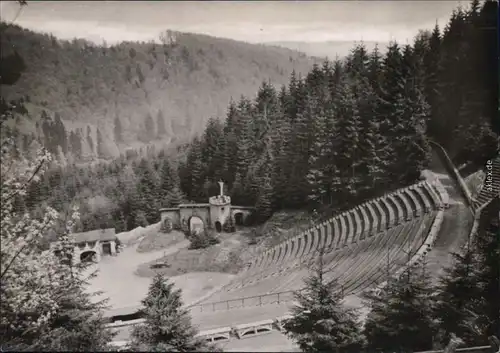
[179,0,498,215]
[8,0,499,236]
[0,23,320,161]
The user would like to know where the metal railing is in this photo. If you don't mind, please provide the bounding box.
[188,290,296,313]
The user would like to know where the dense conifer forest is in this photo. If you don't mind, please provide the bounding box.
[0,22,319,160]
[8,0,497,236]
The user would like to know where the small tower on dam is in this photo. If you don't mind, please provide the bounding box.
[159,179,255,234]
[209,180,232,232]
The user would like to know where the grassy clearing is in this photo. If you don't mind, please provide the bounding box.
[135,231,247,277]
[134,209,320,278]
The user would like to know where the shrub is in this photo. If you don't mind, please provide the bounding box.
[188,229,220,250]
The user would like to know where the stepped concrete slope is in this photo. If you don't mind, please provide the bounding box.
[201,181,442,303]
[108,180,445,349]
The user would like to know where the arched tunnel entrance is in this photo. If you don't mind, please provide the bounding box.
[188,216,204,235]
[80,251,97,263]
[234,212,244,226]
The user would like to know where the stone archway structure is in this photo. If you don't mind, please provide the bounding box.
[188,215,205,235]
[80,250,97,263]
[159,181,254,233]
[51,228,117,265]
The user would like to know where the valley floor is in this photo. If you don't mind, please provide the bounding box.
[85,238,235,313]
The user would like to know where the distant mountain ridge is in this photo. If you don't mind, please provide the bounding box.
[263,40,390,59]
[0,23,322,161]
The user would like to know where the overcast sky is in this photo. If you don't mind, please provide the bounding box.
[0,1,464,45]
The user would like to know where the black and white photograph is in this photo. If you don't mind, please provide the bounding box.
[1,0,499,352]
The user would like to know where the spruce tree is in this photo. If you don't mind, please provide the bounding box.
[159,159,179,204]
[69,130,83,160]
[40,111,54,153]
[399,44,432,183]
[234,97,254,179]
[255,170,273,222]
[86,126,94,155]
[96,127,106,159]
[365,45,393,190]
[54,113,68,154]
[272,108,293,209]
[201,117,224,179]
[134,210,149,228]
[187,139,205,202]
[130,274,219,352]
[363,261,438,352]
[230,172,245,206]
[165,186,184,208]
[144,113,155,141]
[286,70,299,121]
[436,248,484,346]
[306,94,328,206]
[157,109,167,137]
[354,75,384,197]
[436,8,469,155]
[332,77,362,205]
[287,87,314,208]
[284,251,364,352]
[136,159,160,224]
[136,63,145,84]
[32,263,115,351]
[116,211,127,233]
[255,81,278,135]
[473,198,500,340]
[346,43,369,79]
[424,23,442,138]
[435,198,500,347]
[243,163,261,206]
[379,43,408,185]
[221,100,239,186]
[114,116,123,143]
[367,45,383,89]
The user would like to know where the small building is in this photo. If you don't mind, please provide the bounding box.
[159,181,254,234]
[64,228,119,264]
